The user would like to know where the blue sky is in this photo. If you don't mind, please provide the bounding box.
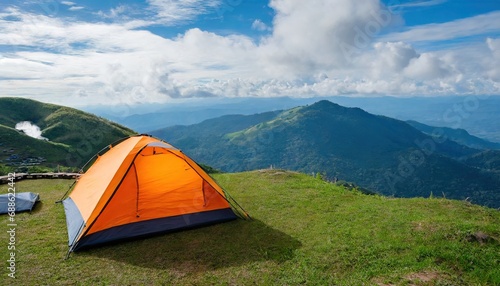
[0,0,499,107]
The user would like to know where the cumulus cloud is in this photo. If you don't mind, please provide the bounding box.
[370,42,418,78]
[366,41,453,81]
[15,121,48,140]
[260,0,396,75]
[403,53,451,80]
[0,0,498,107]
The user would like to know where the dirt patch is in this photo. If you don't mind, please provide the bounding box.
[256,169,300,177]
[465,231,497,244]
[411,221,439,233]
[373,279,395,286]
[258,169,292,174]
[373,270,450,286]
[405,270,441,283]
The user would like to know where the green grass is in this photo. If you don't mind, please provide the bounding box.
[0,97,135,174]
[1,170,499,285]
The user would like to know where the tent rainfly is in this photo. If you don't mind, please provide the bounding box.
[0,192,40,214]
[61,135,247,254]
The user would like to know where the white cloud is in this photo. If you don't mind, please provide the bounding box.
[389,0,447,9]
[15,121,48,140]
[69,6,85,11]
[60,1,84,11]
[381,11,500,43]
[146,0,221,25]
[368,42,452,81]
[252,19,270,31]
[0,0,498,107]
[93,0,222,27]
[97,5,128,19]
[403,53,450,80]
[260,0,399,76]
[487,37,500,59]
[371,42,418,78]
[485,37,500,81]
[0,57,53,79]
[0,7,260,105]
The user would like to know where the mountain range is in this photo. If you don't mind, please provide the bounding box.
[151,100,500,208]
[87,96,500,143]
[407,120,500,150]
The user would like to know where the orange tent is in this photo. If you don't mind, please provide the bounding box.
[62,135,245,253]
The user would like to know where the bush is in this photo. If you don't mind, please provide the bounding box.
[199,163,222,174]
[0,164,14,176]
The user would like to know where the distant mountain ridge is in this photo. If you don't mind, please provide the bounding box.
[91,96,500,143]
[0,97,134,173]
[152,100,500,208]
[407,120,500,150]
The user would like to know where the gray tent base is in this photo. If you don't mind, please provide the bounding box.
[0,192,40,214]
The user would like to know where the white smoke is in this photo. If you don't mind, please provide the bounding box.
[15,121,48,140]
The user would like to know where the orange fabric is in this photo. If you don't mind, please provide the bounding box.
[69,136,142,221]
[86,164,140,234]
[180,152,228,198]
[69,136,158,237]
[71,139,231,235]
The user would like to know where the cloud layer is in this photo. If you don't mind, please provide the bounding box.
[15,121,48,140]
[0,0,498,107]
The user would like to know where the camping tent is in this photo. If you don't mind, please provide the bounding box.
[62,135,245,253]
[0,192,40,214]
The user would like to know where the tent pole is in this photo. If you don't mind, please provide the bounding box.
[56,181,76,203]
[64,249,71,260]
[224,190,252,220]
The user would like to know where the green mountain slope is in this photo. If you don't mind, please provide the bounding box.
[0,124,69,162]
[463,150,500,171]
[151,111,281,150]
[0,97,135,173]
[1,172,499,285]
[407,120,500,150]
[152,100,500,208]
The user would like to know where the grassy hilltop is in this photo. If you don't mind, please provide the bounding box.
[1,170,498,285]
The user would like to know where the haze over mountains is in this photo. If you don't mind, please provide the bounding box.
[407,120,500,150]
[151,100,500,208]
[86,96,500,144]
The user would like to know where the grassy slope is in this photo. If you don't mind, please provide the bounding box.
[1,171,499,285]
[0,125,70,162]
[0,98,135,172]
